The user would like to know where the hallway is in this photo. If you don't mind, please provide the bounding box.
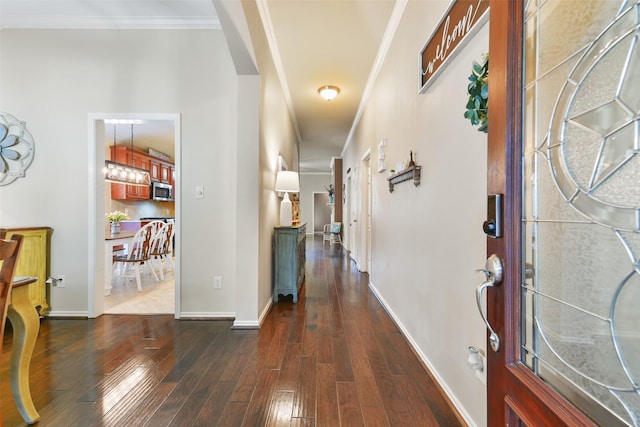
[1,236,462,426]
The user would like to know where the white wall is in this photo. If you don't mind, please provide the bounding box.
[300,173,331,232]
[343,2,489,426]
[0,29,241,317]
[238,0,300,323]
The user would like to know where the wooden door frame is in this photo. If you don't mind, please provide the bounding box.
[487,1,596,425]
[88,113,181,319]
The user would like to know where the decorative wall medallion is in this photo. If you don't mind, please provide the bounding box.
[0,113,35,186]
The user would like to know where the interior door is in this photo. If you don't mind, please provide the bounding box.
[486,1,639,425]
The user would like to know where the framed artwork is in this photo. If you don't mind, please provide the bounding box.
[277,155,288,197]
[278,155,288,172]
[377,139,386,172]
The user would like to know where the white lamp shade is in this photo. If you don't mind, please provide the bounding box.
[275,171,300,193]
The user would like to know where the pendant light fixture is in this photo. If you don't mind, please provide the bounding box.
[104,121,151,187]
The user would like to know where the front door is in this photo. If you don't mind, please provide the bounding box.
[487,1,639,425]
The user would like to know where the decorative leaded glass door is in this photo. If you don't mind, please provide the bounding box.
[486,1,639,425]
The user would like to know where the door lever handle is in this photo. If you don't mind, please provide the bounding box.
[476,278,500,352]
[476,254,503,352]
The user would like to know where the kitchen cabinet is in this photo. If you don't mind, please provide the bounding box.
[0,227,52,316]
[110,147,150,200]
[161,163,171,184]
[273,224,306,303]
[110,147,177,200]
[150,158,173,185]
[150,161,161,182]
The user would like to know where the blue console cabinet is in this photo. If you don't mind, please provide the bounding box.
[273,224,306,303]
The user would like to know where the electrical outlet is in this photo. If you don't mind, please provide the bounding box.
[214,276,222,289]
[476,352,487,385]
[56,274,66,288]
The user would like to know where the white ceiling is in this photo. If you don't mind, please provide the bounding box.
[0,0,397,172]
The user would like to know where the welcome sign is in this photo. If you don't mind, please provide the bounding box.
[419,0,489,92]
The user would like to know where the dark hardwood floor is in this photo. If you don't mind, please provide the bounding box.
[1,236,463,426]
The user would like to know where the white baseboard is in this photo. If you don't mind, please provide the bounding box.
[180,312,235,320]
[368,281,474,427]
[231,320,260,329]
[259,298,273,326]
[47,311,89,318]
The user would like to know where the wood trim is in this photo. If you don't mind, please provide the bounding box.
[332,158,343,223]
[0,227,53,232]
[486,1,521,423]
[488,1,602,425]
[507,363,597,426]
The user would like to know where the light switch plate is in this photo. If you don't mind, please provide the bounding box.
[195,186,204,199]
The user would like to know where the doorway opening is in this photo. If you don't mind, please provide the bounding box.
[88,113,181,318]
[312,192,331,235]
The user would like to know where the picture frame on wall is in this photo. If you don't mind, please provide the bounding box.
[377,139,386,173]
[278,155,288,172]
[277,155,288,198]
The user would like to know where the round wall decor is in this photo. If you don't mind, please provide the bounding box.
[0,113,35,186]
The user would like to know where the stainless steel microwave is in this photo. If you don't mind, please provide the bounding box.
[151,182,173,201]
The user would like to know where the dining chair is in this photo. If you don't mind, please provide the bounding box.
[150,221,174,280]
[322,224,331,243]
[112,222,158,291]
[330,222,342,245]
[0,233,23,426]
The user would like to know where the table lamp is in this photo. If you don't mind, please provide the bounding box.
[275,171,300,226]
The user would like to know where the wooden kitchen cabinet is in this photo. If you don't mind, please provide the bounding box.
[273,224,306,303]
[110,147,151,200]
[110,146,174,200]
[150,158,173,185]
[134,154,151,199]
[0,227,52,316]
[160,163,171,184]
[150,161,161,182]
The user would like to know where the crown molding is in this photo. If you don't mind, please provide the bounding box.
[0,1,219,30]
[1,16,220,29]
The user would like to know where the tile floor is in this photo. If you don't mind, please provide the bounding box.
[104,267,174,314]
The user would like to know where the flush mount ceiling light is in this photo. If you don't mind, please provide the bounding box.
[318,85,340,101]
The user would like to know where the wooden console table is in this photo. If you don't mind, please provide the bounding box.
[0,227,52,316]
[8,276,40,424]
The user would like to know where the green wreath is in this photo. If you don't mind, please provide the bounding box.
[464,54,488,133]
